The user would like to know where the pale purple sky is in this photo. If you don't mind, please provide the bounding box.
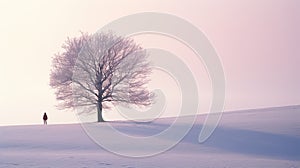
[0,0,299,125]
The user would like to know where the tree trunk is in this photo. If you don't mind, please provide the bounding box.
[97,101,105,122]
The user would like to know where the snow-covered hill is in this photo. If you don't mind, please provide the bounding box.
[1,106,300,168]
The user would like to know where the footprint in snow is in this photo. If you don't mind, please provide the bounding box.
[99,162,112,166]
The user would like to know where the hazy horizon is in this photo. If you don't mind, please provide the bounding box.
[0,0,299,126]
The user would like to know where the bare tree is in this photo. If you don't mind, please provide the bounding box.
[50,32,154,122]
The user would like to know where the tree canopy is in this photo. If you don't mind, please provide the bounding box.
[50,32,154,122]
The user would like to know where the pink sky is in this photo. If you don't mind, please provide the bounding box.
[0,0,299,125]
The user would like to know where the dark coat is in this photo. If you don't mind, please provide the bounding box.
[43,113,48,120]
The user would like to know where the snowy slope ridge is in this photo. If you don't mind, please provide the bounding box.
[1,105,300,168]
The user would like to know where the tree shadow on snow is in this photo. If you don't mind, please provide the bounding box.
[184,123,300,161]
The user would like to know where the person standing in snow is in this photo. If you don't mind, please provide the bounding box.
[43,112,48,125]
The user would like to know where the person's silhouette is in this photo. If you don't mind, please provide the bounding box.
[43,112,48,125]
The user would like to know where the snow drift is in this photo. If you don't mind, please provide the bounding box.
[1,105,299,168]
